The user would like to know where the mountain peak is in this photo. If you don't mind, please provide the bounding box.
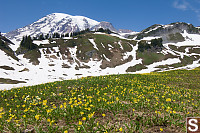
[129,22,200,40]
[36,13,72,24]
[47,13,72,19]
[50,12,71,16]
[90,21,118,32]
[5,13,100,43]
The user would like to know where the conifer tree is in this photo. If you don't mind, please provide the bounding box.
[20,35,37,50]
[151,38,163,47]
[45,34,49,39]
[65,33,69,37]
[39,34,45,40]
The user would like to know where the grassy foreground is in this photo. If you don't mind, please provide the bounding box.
[0,69,199,133]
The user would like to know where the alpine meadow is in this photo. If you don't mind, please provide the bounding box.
[0,3,200,132]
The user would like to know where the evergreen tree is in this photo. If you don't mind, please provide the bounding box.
[53,32,60,38]
[33,37,38,40]
[138,40,150,52]
[39,34,45,40]
[45,34,50,39]
[151,38,163,47]
[0,39,4,45]
[85,28,90,32]
[97,28,105,32]
[20,35,38,50]
[53,33,56,38]
[65,33,69,37]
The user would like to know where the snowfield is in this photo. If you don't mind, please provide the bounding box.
[1,34,200,90]
[1,21,200,90]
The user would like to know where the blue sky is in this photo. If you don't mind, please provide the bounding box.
[0,0,200,33]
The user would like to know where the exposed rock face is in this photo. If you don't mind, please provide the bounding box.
[130,22,200,42]
[90,21,118,32]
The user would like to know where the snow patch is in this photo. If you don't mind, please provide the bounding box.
[110,33,131,40]
[89,39,99,50]
[103,54,110,62]
[33,40,49,45]
[144,25,162,34]
[165,31,200,47]
[118,41,123,50]
[119,31,138,37]
[135,58,181,73]
[94,32,106,35]
[141,36,161,41]
[101,43,105,48]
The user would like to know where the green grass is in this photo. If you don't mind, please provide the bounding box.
[168,45,200,54]
[168,45,187,53]
[137,51,166,65]
[168,33,185,43]
[126,64,147,72]
[36,33,136,62]
[23,49,41,65]
[155,55,198,70]
[0,68,199,133]
[189,47,200,54]
[169,55,197,68]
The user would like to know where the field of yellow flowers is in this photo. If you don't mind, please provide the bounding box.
[0,68,199,133]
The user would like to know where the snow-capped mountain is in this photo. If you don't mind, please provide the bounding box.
[129,22,200,41]
[5,13,118,44]
[1,16,200,90]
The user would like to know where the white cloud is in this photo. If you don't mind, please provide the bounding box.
[173,0,200,21]
[173,0,189,10]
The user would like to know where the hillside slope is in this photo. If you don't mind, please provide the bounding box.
[0,69,199,132]
[129,22,200,42]
[1,30,200,89]
[1,18,200,89]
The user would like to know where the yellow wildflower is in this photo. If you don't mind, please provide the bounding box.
[166,98,171,102]
[53,104,56,109]
[6,119,11,123]
[47,118,51,122]
[35,115,40,120]
[82,117,86,121]
[78,121,82,125]
[116,97,119,101]
[80,112,84,115]
[24,108,28,112]
[43,100,47,106]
